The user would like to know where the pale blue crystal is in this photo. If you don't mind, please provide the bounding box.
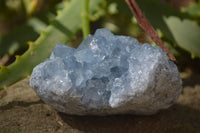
[30,28,182,115]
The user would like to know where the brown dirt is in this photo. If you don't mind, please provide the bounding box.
[0,70,200,133]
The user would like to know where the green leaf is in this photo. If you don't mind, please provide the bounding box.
[164,16,200,58]
[0,17,47,57]
[0,0,104,89]
[182,2,200,18]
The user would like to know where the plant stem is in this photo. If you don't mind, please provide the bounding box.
[81,0,90,38]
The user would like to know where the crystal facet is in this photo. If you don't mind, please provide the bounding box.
[30,28,182,115]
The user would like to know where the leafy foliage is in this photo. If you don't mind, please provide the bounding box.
[0,17,47,57]
[183,2,200,18]
[0,0,104,89]
[165,16,200,58]
[0,0,200,89]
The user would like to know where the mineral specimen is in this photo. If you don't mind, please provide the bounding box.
[30,28,182,115]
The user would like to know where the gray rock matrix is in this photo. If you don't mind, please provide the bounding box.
[30,28,182,115]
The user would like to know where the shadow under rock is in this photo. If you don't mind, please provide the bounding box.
[59,104,200,133]
[0,100,43,111]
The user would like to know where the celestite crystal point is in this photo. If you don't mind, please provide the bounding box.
[30,28,182,115]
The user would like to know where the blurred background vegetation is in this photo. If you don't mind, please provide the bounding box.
[0,0,200,89]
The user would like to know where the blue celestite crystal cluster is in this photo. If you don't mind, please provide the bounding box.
[30,28,182,115]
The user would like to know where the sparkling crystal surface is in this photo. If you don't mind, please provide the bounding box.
[30,28,182,115]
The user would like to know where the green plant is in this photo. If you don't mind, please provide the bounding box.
[0,0,104,89]
[0,0,200,89]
